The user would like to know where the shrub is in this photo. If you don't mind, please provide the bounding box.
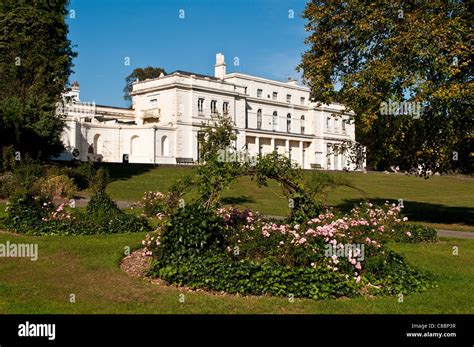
[0,172,15,199]
[1,145,16,172]
[87,191,120,215]
[35,174,77,200]
[391,223,437,243]
[4,192,150,235]
[148,202,433,299]
[64,162,96,190]
[3,196,48,233]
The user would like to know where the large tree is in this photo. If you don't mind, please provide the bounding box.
[123,66,166,106]
[0,0,77,160]
[298,0,473,175]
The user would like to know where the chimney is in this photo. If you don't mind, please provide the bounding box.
[214,53,226,79]
[70,81,80,101]
[286,77,297,86]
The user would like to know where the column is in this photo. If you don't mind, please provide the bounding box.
[256,136,260,155]
[299,141,304,168]
[285,139,289,159]
[271,138,275,152]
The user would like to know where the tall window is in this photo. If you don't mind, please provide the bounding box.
[272,111,278,131]
[150,99,157,107]
[326,117,331,129]
[272,92,278,100]
[210,100,217,115]
[161,136,169,156]
[287,113,291,132]
[223,102,229,114]
[300,97,305,105]
[257,109,262,130]
[130,135,140,156]
[286,94,292,103]
[93,134,103,155]
[335,118,339,130]
[198,98,204,115]
[342,119,346,132]
[257,89,263,97]
[300,115,305,134]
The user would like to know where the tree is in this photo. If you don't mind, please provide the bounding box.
[298,0,473,175]
[123,66,166,106]
[0,0,77,161]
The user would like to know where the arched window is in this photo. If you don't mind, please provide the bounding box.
[161,136,169,156]
[300,115,305,134]
[131,135,140,156]
[93,134,103,155]
[286,113,291,132]
[272,111,278,131]
[257,109,262,130]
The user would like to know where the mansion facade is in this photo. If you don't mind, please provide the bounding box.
[58,53,364,170]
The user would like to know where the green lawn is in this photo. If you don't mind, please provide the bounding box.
[0,231,472,314]
[101,165,474,231]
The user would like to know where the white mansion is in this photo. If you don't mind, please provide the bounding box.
[58,53,363,170]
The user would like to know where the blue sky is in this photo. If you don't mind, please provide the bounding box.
[67,0,309,107]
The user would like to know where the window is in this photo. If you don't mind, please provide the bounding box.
[300,97,305,105]
[257,109,262,130]
[272,111,278,131]
[342,119,346,132]
[210,100,217,115]
[223,102,229,114]
[335,118,339,129]
[161,136,169,156]
[93,134,103,155]
[130,135,140,156]
[272,92,278,100]
[287,113,291,132]
[257,89,263,97]
[326,117,331,129]
[150,99,157,107]
[300,115,305,134]
[198,98,204,115]
[286,94,292,103]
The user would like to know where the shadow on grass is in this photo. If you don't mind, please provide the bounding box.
[222,195,256,205]
[97,163,158,182]
[336,198,474,226]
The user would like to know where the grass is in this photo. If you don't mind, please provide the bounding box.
[0,231,472,314]
[101,165,474,231]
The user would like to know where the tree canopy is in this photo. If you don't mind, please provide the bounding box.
[123,66,167,106]
[298,0,473,175]
[0,0,76,161]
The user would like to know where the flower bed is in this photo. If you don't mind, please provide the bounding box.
[4,192,150,235]
[145,200,435,299]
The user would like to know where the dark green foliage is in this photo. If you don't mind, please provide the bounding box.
[0,0,77,159]
[363,251,432,295]
[152,254,358,299]
[157,204,225,260]
[4,189,150,235]
[298,1,473,175]
[391,224,437,243]
[87,191,120,216]
[123,66,166,105]
[3,195,46,233]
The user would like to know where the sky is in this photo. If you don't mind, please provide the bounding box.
[66,0,309,108]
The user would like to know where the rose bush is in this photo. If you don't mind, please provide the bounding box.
[146,201,435,299]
